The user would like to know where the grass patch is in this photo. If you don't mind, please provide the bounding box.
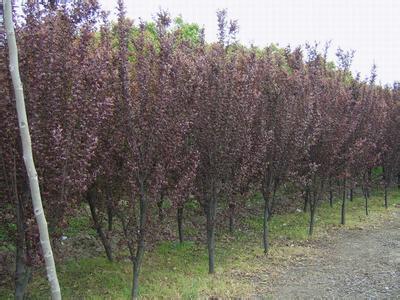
[1,189,399,299]
[61,206,97,238]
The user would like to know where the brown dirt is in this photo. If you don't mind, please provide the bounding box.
[255,210,400,299]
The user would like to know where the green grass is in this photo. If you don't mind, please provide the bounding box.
[248,187,400,239]
[63,212,97,238]
[1,188,399,299]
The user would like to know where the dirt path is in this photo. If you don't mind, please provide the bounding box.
[265,210,400,299]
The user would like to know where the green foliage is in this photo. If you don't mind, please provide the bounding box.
[326,61,336,71]
[0,220,16,253]
[174,16,202,45]
[372,166,383,177]
[184,197,200,210]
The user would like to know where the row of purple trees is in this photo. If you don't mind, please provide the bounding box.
[1,1,400,298]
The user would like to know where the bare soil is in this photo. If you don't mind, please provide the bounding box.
[259,210,400,299]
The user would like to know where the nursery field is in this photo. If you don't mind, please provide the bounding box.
[2,1,400,299]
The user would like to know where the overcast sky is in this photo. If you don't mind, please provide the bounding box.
[101,1,399,84]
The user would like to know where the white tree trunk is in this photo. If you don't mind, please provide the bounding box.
[3,1,62,299]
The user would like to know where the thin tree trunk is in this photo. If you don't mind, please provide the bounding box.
[132,243,145,300]
[4,2,61,298]
[156,193,164,222]
[205,193,217,274]
[267,181,278,221]
[383,166,388,209]
[87,188,113,262]
[263,193,270,254]
[12,157,32,299]
[308,194,316,236]
[350,188,353,202]
[363,188,369,216]
[117,210,135,259]
[131,181,148,299]
[384,184,388,209]
[337,179,342,200]
[367,168,372,198]
[329,178,333,208]
[341,178,346,225]
[303,188,309,213]
[107,205,113,231]
[15,189,32,300]
[177,206,184,243]
[106,187,113,231]
[262,175,272,254]
[228,202,235,234]
[309,178,324,236]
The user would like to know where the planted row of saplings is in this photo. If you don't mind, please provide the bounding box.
[86,171,392,270]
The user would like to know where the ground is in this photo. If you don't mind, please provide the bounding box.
[266,210,400,299]
[1,189,400,299]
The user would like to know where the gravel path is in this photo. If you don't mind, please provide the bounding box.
[268,210,400,299]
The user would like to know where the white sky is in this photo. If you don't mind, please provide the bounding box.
[15,1,381,84]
